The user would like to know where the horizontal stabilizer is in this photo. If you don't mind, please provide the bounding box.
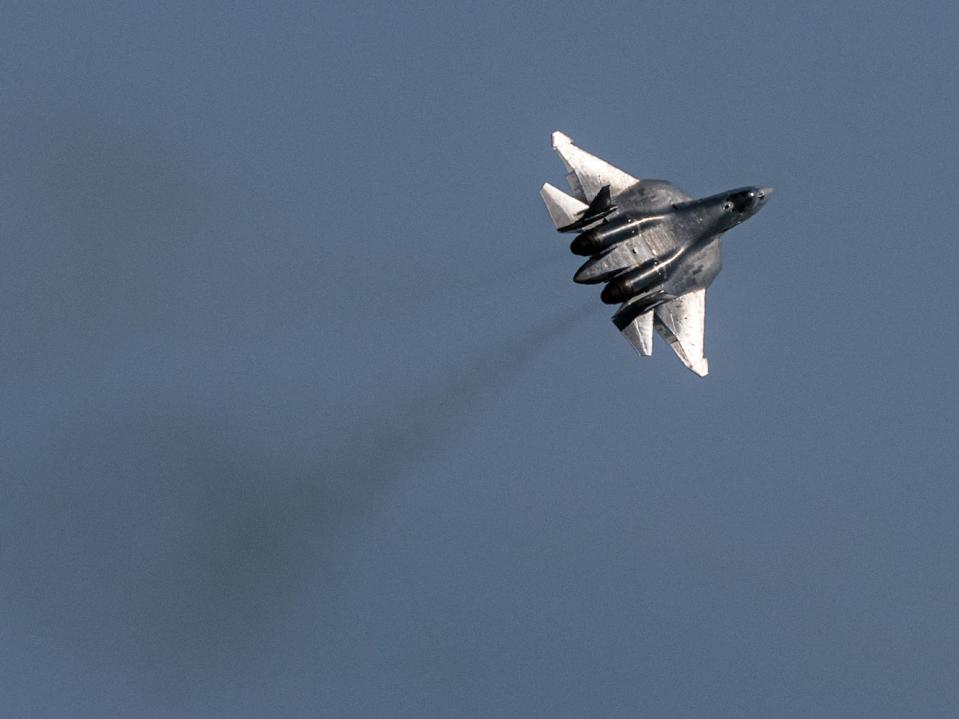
[540,182,588,230]
[611,294,661,356]
[620,309,653,356]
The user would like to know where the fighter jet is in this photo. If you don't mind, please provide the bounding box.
[540,131,773,377]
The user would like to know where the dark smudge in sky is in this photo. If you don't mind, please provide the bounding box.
[117,301,598,690]
[5,103,598,690]
[7,4,959,715]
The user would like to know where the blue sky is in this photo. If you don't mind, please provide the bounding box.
[2,2,959,717]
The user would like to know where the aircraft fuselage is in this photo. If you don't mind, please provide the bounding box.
[573,185,772,308]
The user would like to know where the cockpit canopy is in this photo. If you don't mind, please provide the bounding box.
[724,187,768,214]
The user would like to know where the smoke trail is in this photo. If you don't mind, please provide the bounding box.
[125,302,599,686]
[333,299,598,488]
[5,97,603,709]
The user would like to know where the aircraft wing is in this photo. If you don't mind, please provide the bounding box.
[551,131,690,214]
[654,290,709,377]
[551,131,638,201]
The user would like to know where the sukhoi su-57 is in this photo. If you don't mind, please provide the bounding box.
[541,132,773,376]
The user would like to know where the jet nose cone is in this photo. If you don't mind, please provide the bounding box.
[758,186,774,200]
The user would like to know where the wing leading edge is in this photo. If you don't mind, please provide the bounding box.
[550,131,638,201]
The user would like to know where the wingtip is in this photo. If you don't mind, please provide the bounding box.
[551,130,573,148]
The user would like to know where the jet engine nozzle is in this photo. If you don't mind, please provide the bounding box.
[570,230,600,256]
[570,216,642,256]
[600,260,667,305]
